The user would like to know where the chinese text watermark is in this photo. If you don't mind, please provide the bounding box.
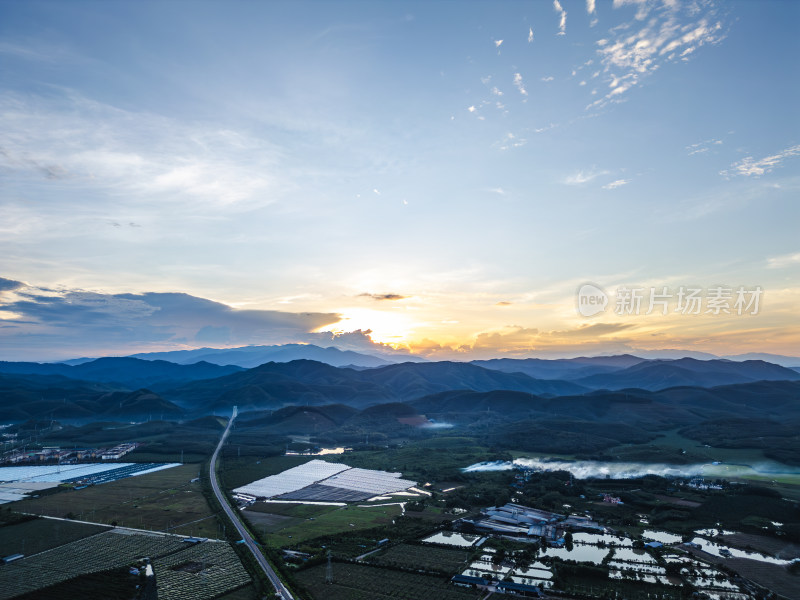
[577,284,762,317]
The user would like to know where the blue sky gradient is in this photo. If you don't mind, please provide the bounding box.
[1,0,798,360]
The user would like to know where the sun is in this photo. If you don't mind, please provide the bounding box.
[314,307,416,348]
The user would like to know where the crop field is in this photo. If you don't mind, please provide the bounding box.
[243,503,338,534]
[295,562,483,600]
[10,464,221,537]
[256,503,403,547]
[217,584,260,600]
[153,540,251,600]
[11,567,139,600]
[0,529,187,599]
[0,516,109,556]
[366,543,472,573]
[247,501,338,518]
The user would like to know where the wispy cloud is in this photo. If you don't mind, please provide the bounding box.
[720,145,800,178]
[358,293,408,301]
[494,39,504,48]
[528,27,534,43]
[767,252,800,269]
[513,73,528,96]
[602,178,630,189]
[587,0,596,15]
[541,76,554,82]
[564,168,610,185]
[589,2,726,109]
[553,0,567,35]
[496,132,527,150]
[0,90,281,208]
[685,138,722,155]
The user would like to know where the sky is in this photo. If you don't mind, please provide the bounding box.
[1,0,799,362]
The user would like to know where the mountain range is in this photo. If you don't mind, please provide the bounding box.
[1,353,799,421]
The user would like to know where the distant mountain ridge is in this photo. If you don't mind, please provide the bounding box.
[571,357,800,391]
[109,343,420,368]
[3,353,800,422]
[0,357,244,389]
[161,359,590,413]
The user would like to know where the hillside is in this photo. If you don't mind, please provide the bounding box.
[573,358,800,391]
[161,359,588,412]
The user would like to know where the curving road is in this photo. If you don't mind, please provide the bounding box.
[210,406,295,599]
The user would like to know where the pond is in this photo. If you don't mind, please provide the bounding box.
[420,531,481,547]
[688,537,790,565]
[540,544,610,565]
[642,529,682,544]
[572,532,633,546]
[463,457,800,480]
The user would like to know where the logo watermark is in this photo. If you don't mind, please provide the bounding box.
[576,283,609,317]
[576,284,763,317]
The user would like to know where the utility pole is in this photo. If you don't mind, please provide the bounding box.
[325,550,333,584]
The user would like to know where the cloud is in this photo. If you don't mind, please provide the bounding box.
[495,301,512,306]
[553,0,567,35]
[528,27,534,43]
[766,252,800,270]
[0,283,341,360]
[463,322,636,358]
[0,277,24,292]
[686,138,723,156]
[541,76,554,82]
[602,178,630,189]
[496,132,527,150]
[587,0,596,15]
[544,322,634,338]
[589,2,727,109]
[358,293,408,301]
[491,86,503,96]
[468,105,477,113]
[494,39,504,48]
[513,73,528,96]
[0,90,281,208]
[564,168,610,185]
[304,329,419,359]
[720,145,800,178]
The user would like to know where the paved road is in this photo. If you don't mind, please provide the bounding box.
[210,407,295,599]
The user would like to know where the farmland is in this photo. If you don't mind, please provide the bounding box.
[0,516,109,556]
[0,528,252,600]
[10,464,222,538]
[252,503,403,547]
[0,529,186,599]
[152,538,252,600]
[294,562,483,600]
[365,542,472,573]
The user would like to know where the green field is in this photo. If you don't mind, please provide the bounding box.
[295,562,483,600]
[0,517,109,557]
[10,464,222,538]
[253,503,403,547]
[366,542,472,573]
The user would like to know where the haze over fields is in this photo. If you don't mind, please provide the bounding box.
[1,0,799,363]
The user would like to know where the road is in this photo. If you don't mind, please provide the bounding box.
[210,406,295,599]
